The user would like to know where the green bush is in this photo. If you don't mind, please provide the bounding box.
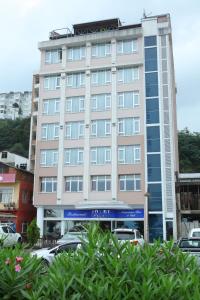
[1,225,200,299]
[27,219,40,247]
[0,246,43,300]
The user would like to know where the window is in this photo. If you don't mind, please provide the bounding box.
[118,145,141,164]
[67,46,86,61]
[22,190,29,204]
[147,154,161,182]
[144,36,157,47]
[145,72,158,97]
[40,177,57,193]
[65,176,83,192]
[91,70,111,85]
[91,94,111,111]
[44,76,60,90]
[146,98,159,124]
[117,67,139,83]
[148,183,162,211]
[119,174,141,191]
[118,91,139,109]
[92,43,111,57]
[91,119,111,137]
[149,214,163,242]
[64,148,83,165]
[45,49,62,64]
[118,118,140,136]
[1,151,7,159]
[41,123,59,140]
[40,150,58,167]
[0,188,13,204]
[66,96,84,113]
[117,39,137,54]
[147,126,160,152]
[42,98,60,115]
[91,176,111,192]
[145,47,157,72]
[65,121,84,139]
[66,73,85,88]
[91,147,111,165]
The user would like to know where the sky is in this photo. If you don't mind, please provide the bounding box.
[0,0,199,132]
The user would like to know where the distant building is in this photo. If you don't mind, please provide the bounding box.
[29,15,178,241]
[0,91,32,120]
[0,162,35,233]
[176,173,200,237]
[0,151,28,170]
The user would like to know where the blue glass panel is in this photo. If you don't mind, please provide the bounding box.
[144,36,157,47]
[147,154,161,167]
[147,126,160,152]
[145,72,158,97]
[148,183,162,211]
[145,48,157,71]
[149,214,163,242]
[146,98,159,124]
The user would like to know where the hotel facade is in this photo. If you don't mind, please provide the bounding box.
[29,14,179,241]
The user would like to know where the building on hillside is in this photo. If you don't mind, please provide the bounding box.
[176,173,200,237]
[29,15,179,241]
[0,151,28,170]
[0,91,32,120]
[0,162,35,233]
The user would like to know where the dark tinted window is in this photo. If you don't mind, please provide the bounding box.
[145,72,158,97]
[145,47,157,72]
[147,126,160,152]
[147,154,161,182]
[148,183,162,211]
[144,36,157,47]
[57,243,80,254]
[114,232,135,240]
[146,98,159,124]
[149,214,163,242]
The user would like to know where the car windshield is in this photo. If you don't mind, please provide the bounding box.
[180,239,200,248]
[114,232,135,240]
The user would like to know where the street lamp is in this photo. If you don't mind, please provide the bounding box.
[144,192,150,242]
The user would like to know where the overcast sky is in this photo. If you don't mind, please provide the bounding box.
[0,0,199,131]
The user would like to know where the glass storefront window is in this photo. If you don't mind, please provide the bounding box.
[44,220,61,238]
[44,209,62,218]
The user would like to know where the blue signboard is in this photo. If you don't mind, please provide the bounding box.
[64,209,144,219]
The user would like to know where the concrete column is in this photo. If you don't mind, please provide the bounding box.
[61,220,66,236]
[62,45,67,69]
[37,207,44,237]
[57,72,66,204]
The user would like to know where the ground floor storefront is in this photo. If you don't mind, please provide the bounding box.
[36,207,144,238]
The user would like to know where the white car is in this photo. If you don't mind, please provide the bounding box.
[112,228,145,246]
[57,232,87,244]
[0,224,22,247]
[31,240,82,266]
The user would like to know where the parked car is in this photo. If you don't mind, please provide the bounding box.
[112,228,145,246]
[177,237,200,265]
[31,240,83,266]
[188,228,200,238]
[57,233,87,244]
[0,224,22,247]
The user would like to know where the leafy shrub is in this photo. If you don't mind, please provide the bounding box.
[0,246,43,300]
[27,219,40,247]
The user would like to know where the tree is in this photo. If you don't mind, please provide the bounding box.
[27,219,40,247]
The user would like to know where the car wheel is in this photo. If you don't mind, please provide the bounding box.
[41,259,49,273]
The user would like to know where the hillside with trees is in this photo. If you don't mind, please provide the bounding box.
[0,117,30,158]
[178,129,200,173]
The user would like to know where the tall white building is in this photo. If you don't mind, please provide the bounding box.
[29,15,179,241]
[0,91,32,120]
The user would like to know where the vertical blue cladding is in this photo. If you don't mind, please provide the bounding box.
[144,35,163,241]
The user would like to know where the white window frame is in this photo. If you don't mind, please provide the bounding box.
[65,122,84,140]
[41,177,57,193]
[91,94,111,112]
[40,150,58,167]
[119,174,141,191]
[91,175,111,192]
[67,46,86,61]
[91,43,111,57]
[118,145,141,164]
[42,98,60,115]
[118,118,140,136]
[90,147,111,165]
[66,73,85,88]
[41,123,59,141]
[64,148,83,165]
[66,96,85,113]
[91,70,111,86]
[117,39,137,54]
[65,176,83,192]
[118,92,139,109]
[117,67,139,83]
[44,76,60,90]
[45,49,62,64]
